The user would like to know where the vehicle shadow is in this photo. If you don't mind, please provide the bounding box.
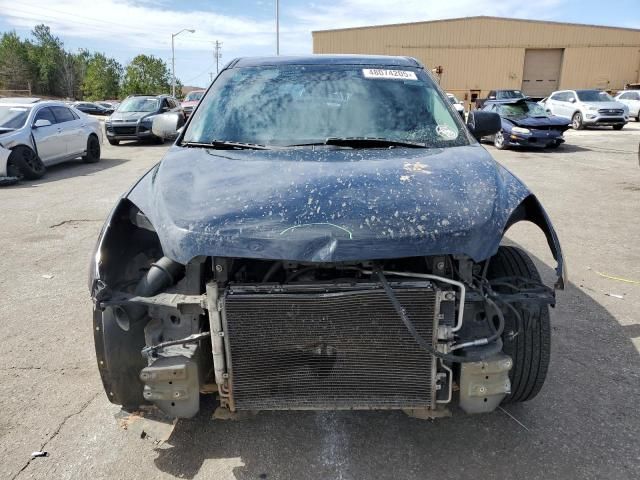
[152,248,640,480]
[4,157,130,188]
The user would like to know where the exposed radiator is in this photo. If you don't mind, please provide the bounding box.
[222,282,439,410]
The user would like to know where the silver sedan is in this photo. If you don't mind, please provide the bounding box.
[0,98,103,183]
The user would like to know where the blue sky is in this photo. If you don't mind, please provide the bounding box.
[0,0,638,88]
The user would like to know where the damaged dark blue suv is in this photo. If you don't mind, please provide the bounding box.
[90,55,565,419]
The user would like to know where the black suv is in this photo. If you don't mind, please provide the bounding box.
[91,55,564,420]
[105,94,184,145]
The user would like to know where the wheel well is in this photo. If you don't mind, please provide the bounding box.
[94,199,163,293]
[503,195,565,289]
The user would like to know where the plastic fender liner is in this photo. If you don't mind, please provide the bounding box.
[504,194,566,289]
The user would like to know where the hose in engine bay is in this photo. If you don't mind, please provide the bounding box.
[374,268,502,364]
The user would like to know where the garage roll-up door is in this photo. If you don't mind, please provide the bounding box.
[521,49,564,97]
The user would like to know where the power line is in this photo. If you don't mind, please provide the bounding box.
[182,63,216,84]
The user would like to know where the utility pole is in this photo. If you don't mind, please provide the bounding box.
[214,41,223,74]
[275,0,279,55]
[209,72,214,82]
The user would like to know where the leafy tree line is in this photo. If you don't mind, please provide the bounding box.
[0,24,180,100]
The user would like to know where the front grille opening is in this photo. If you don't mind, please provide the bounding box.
[223,283,438,410]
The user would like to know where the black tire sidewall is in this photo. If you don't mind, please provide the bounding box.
[9,146,45,180]
[83,135,101,163]
[487,246,551,404]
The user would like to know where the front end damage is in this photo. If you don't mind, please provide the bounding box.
[91,203,560,419]
[0,143,20,186]
[90,146,564,419]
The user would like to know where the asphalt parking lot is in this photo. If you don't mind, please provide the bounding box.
[1,124,639,480]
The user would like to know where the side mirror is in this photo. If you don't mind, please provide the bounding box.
[33,119,52,128]
[152,112,182,140]
[466,111,501,140]
[569,98,576,103]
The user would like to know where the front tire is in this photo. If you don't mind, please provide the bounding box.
[487,246,551,404]
[108,138,120,146]
[493,131,507,150]
[82,135,101,163]
[612,124,624,131]
[9,145,45,179]
[572,112,584,130]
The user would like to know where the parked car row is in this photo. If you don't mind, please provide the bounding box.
[475,87,633,150]
[0,97,102,183]
[0,88,207,183]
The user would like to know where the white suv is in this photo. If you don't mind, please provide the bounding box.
[544,89,628,130]
[614,90,640,121]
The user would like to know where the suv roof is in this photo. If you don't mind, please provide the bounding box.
[231,55,422,68]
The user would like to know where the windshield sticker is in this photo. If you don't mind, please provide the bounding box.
[436,125,457,140]
[362,69,418,80]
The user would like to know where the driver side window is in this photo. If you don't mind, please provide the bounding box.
[34,107,56,125]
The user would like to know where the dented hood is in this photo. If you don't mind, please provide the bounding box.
[127,144,533,264]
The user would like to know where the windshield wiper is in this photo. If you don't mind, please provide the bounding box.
[182,140,270,150]
[290,137,427,148]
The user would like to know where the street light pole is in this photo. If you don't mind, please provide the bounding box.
[171,28,195,97]
[171,34,175,96]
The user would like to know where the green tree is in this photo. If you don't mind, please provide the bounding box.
[0,31,36,92]
[121,54,171,96]
[82,53,122,100]
[175,78,184,100]
[28,24,65,96]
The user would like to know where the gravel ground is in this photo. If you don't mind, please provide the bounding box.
[0,124,638,480]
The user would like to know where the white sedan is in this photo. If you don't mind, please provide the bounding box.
[0,98,102,183]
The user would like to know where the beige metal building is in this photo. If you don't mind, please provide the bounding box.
[313,16,640,106]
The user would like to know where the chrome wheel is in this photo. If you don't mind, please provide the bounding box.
[572,112,583,130]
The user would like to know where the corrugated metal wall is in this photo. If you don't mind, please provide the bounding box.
[313,17,640,103]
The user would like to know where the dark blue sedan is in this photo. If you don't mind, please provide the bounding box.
[482,99,570,149]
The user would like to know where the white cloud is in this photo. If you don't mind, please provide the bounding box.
[0,0,567,81]
[279,0,566,54]
[0,0,567,57]
[289,0,564,33]
[0,0,277,53]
